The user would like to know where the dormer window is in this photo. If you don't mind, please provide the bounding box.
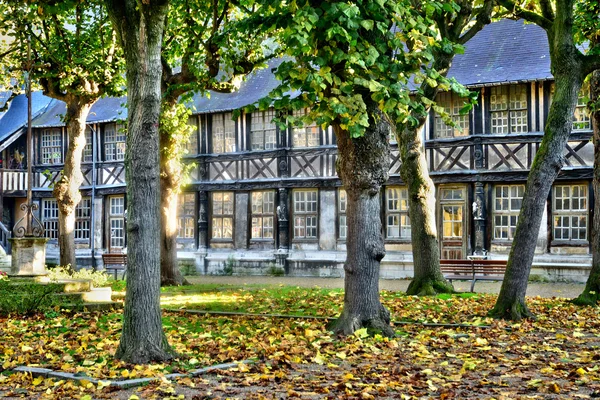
[291,109,319,148]
[250,110,277,150]
[212,113,236,153]
[490,85,528,134]
[104,123,126,161]
[434,92,470,138]
[40,128,62,164]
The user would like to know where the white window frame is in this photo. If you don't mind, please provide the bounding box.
[41,128,62,164]
[212,192,234,240]
[177,193,196,239]
[291,109,319,148]
[434,92,470,138]
[250,110,277,150]
[104,123,126,161]
[251,191,275,240]
[493,185,524,241]
[338,189,347,240]
[552,184,588,242]
[490,85,528,134]
[108,196,125,249]
[42,199,59,240]
[293,189,318,239]
[83,127,93,163]
[212,113,236,153]
[385,187,411,240]
[75,197,92,243]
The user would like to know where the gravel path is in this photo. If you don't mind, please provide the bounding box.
[186,275,586,299]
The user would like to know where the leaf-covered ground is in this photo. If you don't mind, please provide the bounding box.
[1,284,600,399]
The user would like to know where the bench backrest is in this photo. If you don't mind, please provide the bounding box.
[472,259,506,275]
[102,253,127,265]
[440,259,474,274]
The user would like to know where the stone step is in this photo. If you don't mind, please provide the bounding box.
[63,302,123,312]
[53,287,113,303]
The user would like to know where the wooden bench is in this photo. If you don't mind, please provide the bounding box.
[440,258,507,292]
[102,253,127,280]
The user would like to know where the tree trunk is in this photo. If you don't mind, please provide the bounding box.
[106,0,175,363]
[159,103,189,286]
[53,101,92,269]
[399,123,453,295]
[329,98,394,337]
[574,69,600,306]
[490,70,584,320]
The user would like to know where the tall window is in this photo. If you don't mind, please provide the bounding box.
[108,196,125,249]
[386,187,411,239]
[104,123,126,161]
[185,117,199,154]
[338,189,347,239]
[553,184,588,241]
[493,185,524,240]
[291,109,319,148]
[573,85,591,131]
[212,192,234,239]
[250,110,277,150]
[75,198,91,242]
[251,191,275,239]
[83,127,93,163]
[42,199,59,239]
[177,193,196,239]
[41,128,62,164]
[490,85,528,134]
[212,113,236,153]
[434,92,470,138]
[293,189,318,239]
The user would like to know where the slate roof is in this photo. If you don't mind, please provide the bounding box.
[0,92,54,144]
[448,19,551,86]
[32,96,128,128]
[0,19,553,134]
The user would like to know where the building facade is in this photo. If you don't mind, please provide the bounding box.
[0,20,593,281]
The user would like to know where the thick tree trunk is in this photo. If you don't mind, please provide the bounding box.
[159,112,188,285]
[399,123,453,295]
[106,0,175,363]
[329,98,394,337]
[53,101,92,268]
[574,70,600,306]
[490,68,584,320]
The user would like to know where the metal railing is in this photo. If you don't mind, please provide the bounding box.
[0,221,12,255]
[1,169,27,191]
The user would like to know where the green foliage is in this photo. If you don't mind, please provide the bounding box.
[221,256,236,276]
[266,263,285,277]
[249,0,470,137]
[0,280,65,315]
[0,0,124,101]
[47,265,113,288]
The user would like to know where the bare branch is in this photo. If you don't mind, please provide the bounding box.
[458,0,494,45]
[496,0,553,30]
[539,0,555,21]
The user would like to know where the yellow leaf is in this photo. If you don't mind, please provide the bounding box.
[475,338,488,346]
[82,359,95,366]
[573,331,585,338]
[336,352,346,360]
[97,380,111,390]
[128,396,140,400]
[549,382,560,394]
[32,376,44,386]
[21,345,34,352]
[313,351,325,365]
[354,328,369,339]
[576,368,587,376]
[121,370,130,378]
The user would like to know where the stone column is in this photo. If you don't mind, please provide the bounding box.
[276,188,290,271]
[9,237,49,276]
[195,190,209,274]
[234,192,248,249]
[473,181,486,256]
[93,195,103,268]
[319,188,336,250]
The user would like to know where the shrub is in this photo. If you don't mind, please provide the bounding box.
[0,280,65,315]
[267,263,285,277]
[221,256,235,276]
[47,265,113,288]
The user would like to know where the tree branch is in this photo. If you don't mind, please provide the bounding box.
[458,0,494,45]
[496,0,553,30]
[539,0,555,21]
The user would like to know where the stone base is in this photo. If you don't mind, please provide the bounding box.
[9,237,49,276]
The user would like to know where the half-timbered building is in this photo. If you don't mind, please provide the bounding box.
[0,19,593,281]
